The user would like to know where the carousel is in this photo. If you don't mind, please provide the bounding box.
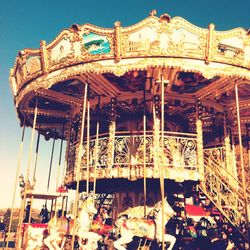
[7,10,250,249]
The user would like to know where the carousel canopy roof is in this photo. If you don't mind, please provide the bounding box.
[9,12,250,138]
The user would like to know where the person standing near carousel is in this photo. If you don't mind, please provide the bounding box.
[39,205,49,223]
[23,201,34,223]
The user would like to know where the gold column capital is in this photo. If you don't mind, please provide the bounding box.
[114,21,121,62]
[205,23,215,64]
[40,40,48,74]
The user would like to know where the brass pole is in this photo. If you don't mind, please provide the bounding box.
[93,96,100,195]
[143,87,147,217]
[93,121,99,195]
[107,98,116,177]
[32,130,40,183]
[160,74,165,250]
[71,83,88,250]
[56,124,64,189]
[47,132,56,192]
[247,126,250,188]
[235,82,250,244]
[196,100,205,182]
[17,100,38,249]
[63,119,72,181]
[6,125,25,250]
[153,91,165,249]
[86,100,90,194]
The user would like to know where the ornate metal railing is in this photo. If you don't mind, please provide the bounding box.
[204,146,225,167]
[203,147,250,200]
[88,131,197,168]
[66,131,199,182]
[202,146,250,241]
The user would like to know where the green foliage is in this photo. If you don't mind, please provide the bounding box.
[2,209,18,232]
[3,208,11,230]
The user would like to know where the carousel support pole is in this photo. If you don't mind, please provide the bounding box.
[107,98,116,177]
[223,110,230,172]
[62,195,68,217]
[63,119,73,181]
[143,87,147,217]
[223,111,238,189]
[247,125,250,185]
[6,124,25,250]
[56,124,64,189]
[17,100,38,249]
[86,100,90,194]
[47,131,56,192]
[32,130,40,183]
[196,100,205,183]
[50,200,54,217]
[93,96,100,195]
[235,82,250,245]
[71,83,88,250]
[65,196,69,215]
[160,74,167,250]
[153,89,165,249]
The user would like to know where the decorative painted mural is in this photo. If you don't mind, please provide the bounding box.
[83,32,110,55]
[26,55,41,74]
[218,36,243,58]
[172,27,200,50]
[50,38,72,63]
[127,26,172,52]
[127,25,201,54]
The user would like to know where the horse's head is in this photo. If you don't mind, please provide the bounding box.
[153,198,175,220]
[114,214,127,237]
[99,207,109,220]
[80,194,97,216]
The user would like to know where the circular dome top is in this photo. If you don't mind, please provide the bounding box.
[9,12,250,138]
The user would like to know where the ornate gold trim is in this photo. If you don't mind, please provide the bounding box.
[114,21,121,62]
[205,23,215,64]
[10,14,250,98]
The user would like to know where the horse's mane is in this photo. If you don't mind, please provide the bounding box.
[118,205,155,219]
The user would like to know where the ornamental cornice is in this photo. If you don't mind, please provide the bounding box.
[10,14,250,98]
[20,108,71,119]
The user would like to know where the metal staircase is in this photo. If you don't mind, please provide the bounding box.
[200,146,250,248]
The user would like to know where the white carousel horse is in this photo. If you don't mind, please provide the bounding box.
[43,213,69,250]
[76,195,102,249]
[44,194,101,250]
[22,225,46,250]
[114,198,176,250]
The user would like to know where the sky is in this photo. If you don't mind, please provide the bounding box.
[0,0,250,210]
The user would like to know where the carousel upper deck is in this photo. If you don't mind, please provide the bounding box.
[9,12,250,188]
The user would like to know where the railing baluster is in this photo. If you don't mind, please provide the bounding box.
[203,146,250,241]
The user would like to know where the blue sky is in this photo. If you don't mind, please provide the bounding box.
[0,0,250,209]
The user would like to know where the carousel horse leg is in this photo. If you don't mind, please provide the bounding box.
[60,236,67,250]
[164,233,176,250]
[51,237,61,250]
[113,231,133,250]
[43,237,53,250]
[77,236,85,249]
[44,235,61,250]
[80,232,101,250]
